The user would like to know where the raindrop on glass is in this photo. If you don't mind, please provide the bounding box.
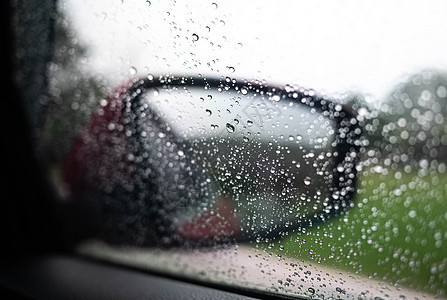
[129,66,137,75]
[226,123,235,133]
[436,85,447,98]
[227,66,235,73]
[304,177,311,186]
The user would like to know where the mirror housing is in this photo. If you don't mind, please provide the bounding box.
[61,75,362,247]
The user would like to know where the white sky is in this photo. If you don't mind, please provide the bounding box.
[63,0,447,101]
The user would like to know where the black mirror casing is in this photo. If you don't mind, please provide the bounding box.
[61,75,362,248]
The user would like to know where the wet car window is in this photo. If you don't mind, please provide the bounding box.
[40,0,447,298]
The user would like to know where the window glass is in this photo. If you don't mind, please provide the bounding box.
[42,0,447,298]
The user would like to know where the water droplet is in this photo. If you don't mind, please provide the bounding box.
[71,102,79,111]
[206,109,212,116]
[226,123,235,133]
[307,287,315,294]
[146,0,151,6]
[243,136,249,142]
[192,33,199,41]
[436,85,447,98]
[227,66,235,73]
[129,66,137,75]
[247,120,254,127]
[211,2,218,9]
[241,87,248,95]
[177,150,184,157]
[304,177,311,186]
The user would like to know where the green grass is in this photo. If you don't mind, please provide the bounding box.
[266,168,447,295]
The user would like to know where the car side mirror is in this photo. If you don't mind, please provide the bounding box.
[62,75,362,247]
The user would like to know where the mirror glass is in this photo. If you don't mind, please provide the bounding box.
[129,85,338,242]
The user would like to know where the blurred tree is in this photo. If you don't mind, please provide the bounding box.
[40,9,108,165]
[378,70,447,165]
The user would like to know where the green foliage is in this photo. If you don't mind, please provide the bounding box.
[378,70,447,163]
[272,169,447,296]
